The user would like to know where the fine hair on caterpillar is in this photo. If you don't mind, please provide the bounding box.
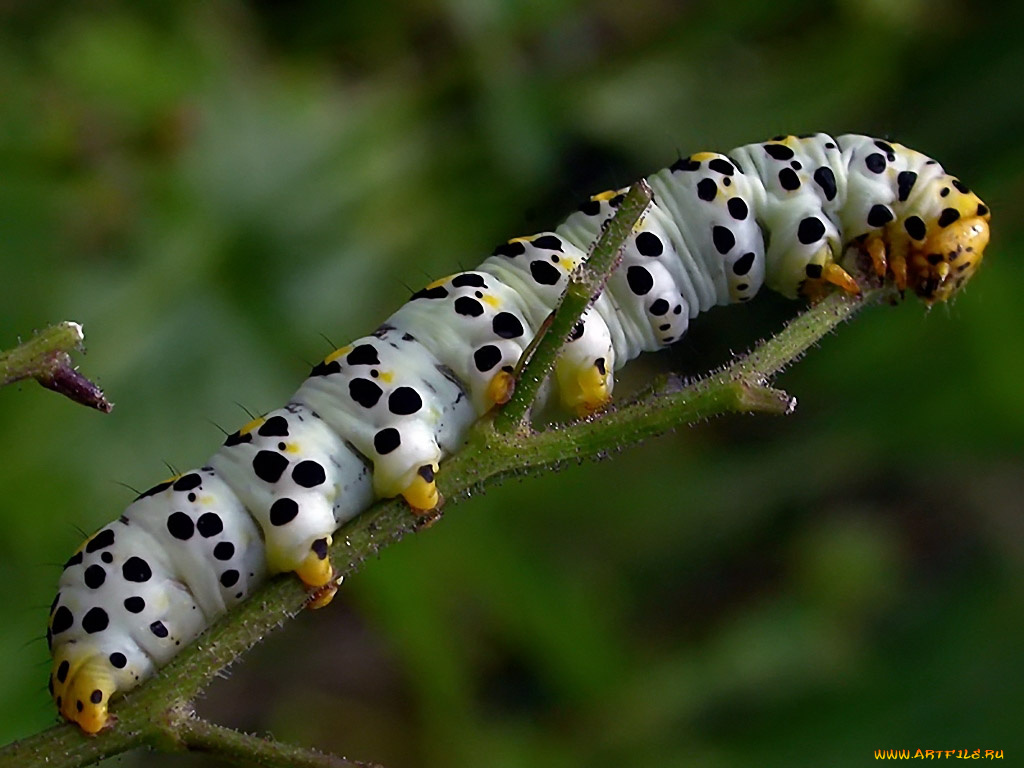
[46,132,990,734]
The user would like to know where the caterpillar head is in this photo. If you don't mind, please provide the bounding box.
[910,187,991,304]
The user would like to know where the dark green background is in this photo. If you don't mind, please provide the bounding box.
[2,1,1022,765]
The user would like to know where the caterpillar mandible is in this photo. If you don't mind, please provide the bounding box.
[47,132,990,733]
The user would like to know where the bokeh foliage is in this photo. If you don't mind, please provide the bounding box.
[1,1,1022,766]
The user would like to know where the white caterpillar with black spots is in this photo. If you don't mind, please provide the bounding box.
[48,132,990,733]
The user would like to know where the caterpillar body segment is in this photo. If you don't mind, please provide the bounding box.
[47,133,990,733]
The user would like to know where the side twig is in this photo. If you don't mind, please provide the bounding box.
[495,181,653,432]
[0,322,112,413]
[171,712,381,768]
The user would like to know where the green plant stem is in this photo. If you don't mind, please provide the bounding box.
[0,322,112,412]
[0,285,875,768]
[494,181,653,432]
[0,179,880,768]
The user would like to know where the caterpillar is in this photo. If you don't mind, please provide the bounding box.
[47,133,990,733]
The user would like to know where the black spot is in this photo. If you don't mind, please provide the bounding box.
[135,481,172,500]
[529,260,561,285]
[101,552,113,563]
[349,378,383,408]
[418,464,435,482]
[732,251,756,276]
[938,208,960,227]
[609,194,624,207]
[952,179,969,194]
[64,551,83,570]
[736,283,748,292]
[90,690,103,704]
[897,171,917,202]
[56,659,71,683]
[874,139,895,157]
[166,512,194,541]
[292,460,327,488]
[82,607,109,634]
[532,234,563,251]
[451,273,486,288]
[122,557,152,583]
[626,266,654,296]
[671,157,699,172]
[256,416,289,437]
[269,498,299,526]
[764,143,794,161]
[197,513,224,537]
[253,450,289,484]
[348,344,380,366]
[150,621,168,639]
[373,428,401,455]
[577,200,601,216]
[650,299,669,316]
[791,160,802,170]
[797,217,826,245]
[712,226,735,254]
[82,564,106,590]
[778,168,800,191]
[904,216,926,241]
[412,284,450,301]
[977,203,989,216]
[864,153,886,173]
[569,323,585,341]
[727,197,748,220]
[214,541,235,561]
[223,431,250,447]
[867,204,894,227]
[696,178,717,201]
[388,387,423,415]
[635,231,664,256]
[109,652,127,669]
[927,253,943,265]
[454,296,484,317]
[595,357,607,375]
[708,158,734,175]
[805,263,823,279]
[474,345,502,372]
[220,570,240,588]
[85,529,115,552]
[492,312,525,339]
[52,606,73,634]
[123,596,145,613]
[494,240,527,258]
[172,473,202,492]
[309,359,341,377]
[813,167,837,201]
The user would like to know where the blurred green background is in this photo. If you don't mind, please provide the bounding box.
[2,1,1022,766]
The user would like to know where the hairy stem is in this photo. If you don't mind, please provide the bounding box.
[172,713,380,768]
[0,260,878,767]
